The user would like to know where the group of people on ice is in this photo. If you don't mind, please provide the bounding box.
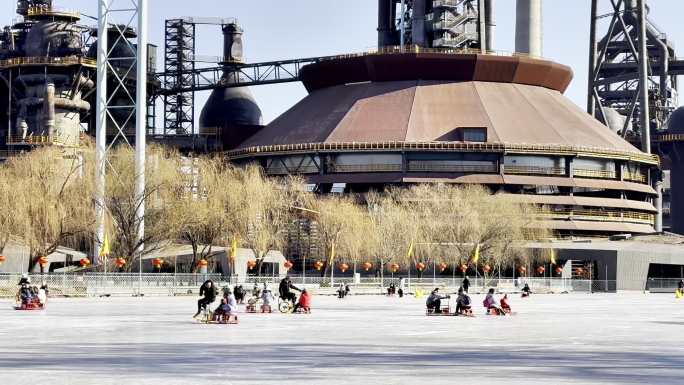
[425,278,532,316]
[193,276,314,321]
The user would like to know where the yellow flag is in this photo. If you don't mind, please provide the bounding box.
[550,249,557,265]
[407,241,414,259]
[100,234,111,257]
[470,243,480,264]
[230,238,238,261]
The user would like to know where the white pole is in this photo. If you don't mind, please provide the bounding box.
[400,0,406,48]
[136,0,148,292]
[95,0,109,264]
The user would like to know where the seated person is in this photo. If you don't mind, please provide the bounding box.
[425,288,449,313]
[500,294,512,313]
[261,288,275,312]
[279,277,300,304]
[387,283,396,296]
[521,283,532,297]
[214,289,238,322]
[483,288,505,315]
[293,289,312,313]
[455,287,472,315]
[19,284,33,305]
[252,283,262,300]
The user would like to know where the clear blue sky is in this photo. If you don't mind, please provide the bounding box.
[6,1,684,124]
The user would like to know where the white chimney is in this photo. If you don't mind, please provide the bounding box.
[515,0,543,57]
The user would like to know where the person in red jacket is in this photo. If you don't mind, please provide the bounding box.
[293,289,312,313]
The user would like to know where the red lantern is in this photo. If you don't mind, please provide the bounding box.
[197,259,208,268]
[459,264,468,273]
[339,263,349,273]
[416,262,426,272]
[247,260,257,270]
[284,260,293,270]
[115,258,126,268]
[555,266,563,275]
[537,266,546,275]
[483,264,492,274]
[389,263,400,273]
[0,255,5,265]
[518,266,527,274]
[79,258,91,267]
[38,256,49,267]
[362,262,373,271]
[439,262,448,272]
[576,267,584,275]
[153,258,164,269]
[314,260,324,271]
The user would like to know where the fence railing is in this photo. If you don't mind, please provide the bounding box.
[2,273,679,298]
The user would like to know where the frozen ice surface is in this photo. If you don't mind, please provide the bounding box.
[1,292,683,385]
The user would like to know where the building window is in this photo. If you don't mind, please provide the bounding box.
[462,127,487,142]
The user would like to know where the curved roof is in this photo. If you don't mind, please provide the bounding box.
[300,53,573,93]
[239,79,646,158]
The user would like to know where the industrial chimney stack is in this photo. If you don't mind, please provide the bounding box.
[515,0,543,57]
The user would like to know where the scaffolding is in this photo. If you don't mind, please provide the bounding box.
[163,19,195,135]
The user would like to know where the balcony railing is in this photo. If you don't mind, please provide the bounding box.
[0,56,96,69]
[329,164,402,173]
[573,169,617,179]
[408,162,497,173]
[503,165,566,176]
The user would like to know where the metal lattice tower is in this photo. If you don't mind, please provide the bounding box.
[163,19,195,135]
[588,0,679,151]
[95,0,148,263]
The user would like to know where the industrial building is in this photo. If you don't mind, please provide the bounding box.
[1,0,684,288]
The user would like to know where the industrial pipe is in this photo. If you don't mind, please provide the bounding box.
[515,0,542,57]
[485,0,495,51]
[45,82,55,136]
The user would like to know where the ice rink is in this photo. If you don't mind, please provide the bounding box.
[1,292,683,385]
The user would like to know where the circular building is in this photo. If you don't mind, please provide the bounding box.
[227,52,660,235]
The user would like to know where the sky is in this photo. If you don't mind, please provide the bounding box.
[5,0,684,124]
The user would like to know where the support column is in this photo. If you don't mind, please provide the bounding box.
[94,0,109,262]
[637,0,651,154]
[136,0,148,257]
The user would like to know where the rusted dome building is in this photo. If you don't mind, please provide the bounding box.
[227,52,660,235]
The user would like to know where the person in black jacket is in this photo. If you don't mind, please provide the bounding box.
[462,276,470,293]
[194,280,218,317]
[279,276,300,304]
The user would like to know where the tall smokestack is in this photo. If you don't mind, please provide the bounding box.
[485,0,495,51]
[515,0,543,57]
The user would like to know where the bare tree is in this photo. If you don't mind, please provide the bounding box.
[103,145,182,271]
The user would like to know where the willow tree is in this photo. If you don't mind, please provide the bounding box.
[365,191,413,279]
[225,165,303,275]
[310,194,369,278]
[0,167,16,255]
[103,145,182,271]
[7,147,93,272]
[168,156,230,271]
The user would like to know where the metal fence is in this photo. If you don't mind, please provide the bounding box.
[0,273,221,298]
[1,273,679,298]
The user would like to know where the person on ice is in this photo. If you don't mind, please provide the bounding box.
[279,276,300,304]
[293,289,312,313]
[455,287,472,315]
[521,283,532,297]
[261,286,275,312]
[462,276,470,293]
[214,288,238,322]
[194,280,218,318]
[18,273,30,286]
[337,283,347,299]
[483,288,505,316]
[426,288,449,313]
[500,294,512,314]
[398,277,405,298]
